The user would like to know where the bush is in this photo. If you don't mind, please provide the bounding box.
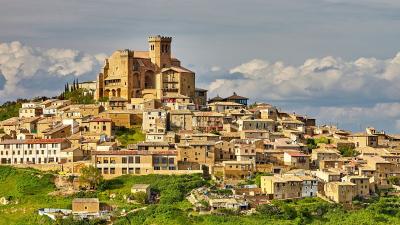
[338,146,359,157]
[63,89,95,104]
[132,191,148,204]
[256,204,281,217]
[160,189,184,204]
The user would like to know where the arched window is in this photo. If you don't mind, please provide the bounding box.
[144,70,155,89]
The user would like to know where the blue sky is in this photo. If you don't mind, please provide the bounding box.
[0,0,400,132]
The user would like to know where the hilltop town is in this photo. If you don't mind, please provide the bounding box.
[0,36,400,224]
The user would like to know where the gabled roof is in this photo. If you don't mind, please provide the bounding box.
[209,95,224,102]
[72,198,99,203]
[161,66,193,73]
[225,92,248,100]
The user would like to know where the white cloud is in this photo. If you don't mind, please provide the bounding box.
[293,103,400,132]
[210,66,221,72]
[0,41,105,101]
[208,53,400,105]
[205,53,400,132]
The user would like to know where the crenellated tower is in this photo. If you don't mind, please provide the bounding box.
[148,35,172,70]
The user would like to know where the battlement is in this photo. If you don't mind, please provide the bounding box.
[116,49,134,58]
[148,35,172,42]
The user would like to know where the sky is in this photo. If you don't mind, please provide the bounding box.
[0,0,400,132]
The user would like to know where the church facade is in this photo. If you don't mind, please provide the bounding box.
[95,36,195,102]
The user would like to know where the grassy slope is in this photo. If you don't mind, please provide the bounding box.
[0,166,71,225]
[0,166,205,225]
[115,127,145,147]
[1,166,400,225]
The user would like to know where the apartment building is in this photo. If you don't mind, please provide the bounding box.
[0,138,71,164]
[192,112,224,132]
[215,141,236,162]
[177,141,215,171]
[81,118,113,137]
[324,182,356,204]
[260,175,303,199]
[215,160,254,181]
[237,119,275,132]
[298,175,318,197]
[360,155,394,189]
[208,101,245,113]
[142,109,167,133]
[342,175,371,197]
[234,142,257,163]
[92,149,178,178]
[349,133,379,148]
[169,110,193,131]
[19,106,43,118]
[283,151,310,169]
[311,148,340,168]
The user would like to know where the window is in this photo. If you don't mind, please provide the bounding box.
[122,157,127,164]
[135,156,140,164]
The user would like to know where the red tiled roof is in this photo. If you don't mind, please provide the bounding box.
[0,138,67,145]
[25,138,67,144]
[91,118,112,122]
[92,150,177,156]
[285,152,308,157]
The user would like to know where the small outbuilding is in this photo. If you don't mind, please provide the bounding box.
[131,184,151,200]
[72,198,100,215]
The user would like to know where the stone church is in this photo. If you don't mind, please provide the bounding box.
[95,35,195,102]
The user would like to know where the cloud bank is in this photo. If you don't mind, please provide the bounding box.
[207,53,400,132]
[0,41,106,101]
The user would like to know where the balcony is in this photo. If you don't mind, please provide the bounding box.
[162,88,178,92]
[163,79,178,83]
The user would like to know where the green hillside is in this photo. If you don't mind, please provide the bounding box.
[0,166,70,225]
[1,166,400,225]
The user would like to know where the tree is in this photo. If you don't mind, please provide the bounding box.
[306,138,318,150]
[79,165,103,190]
[338,146,359,157]
[388,176,400,185]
